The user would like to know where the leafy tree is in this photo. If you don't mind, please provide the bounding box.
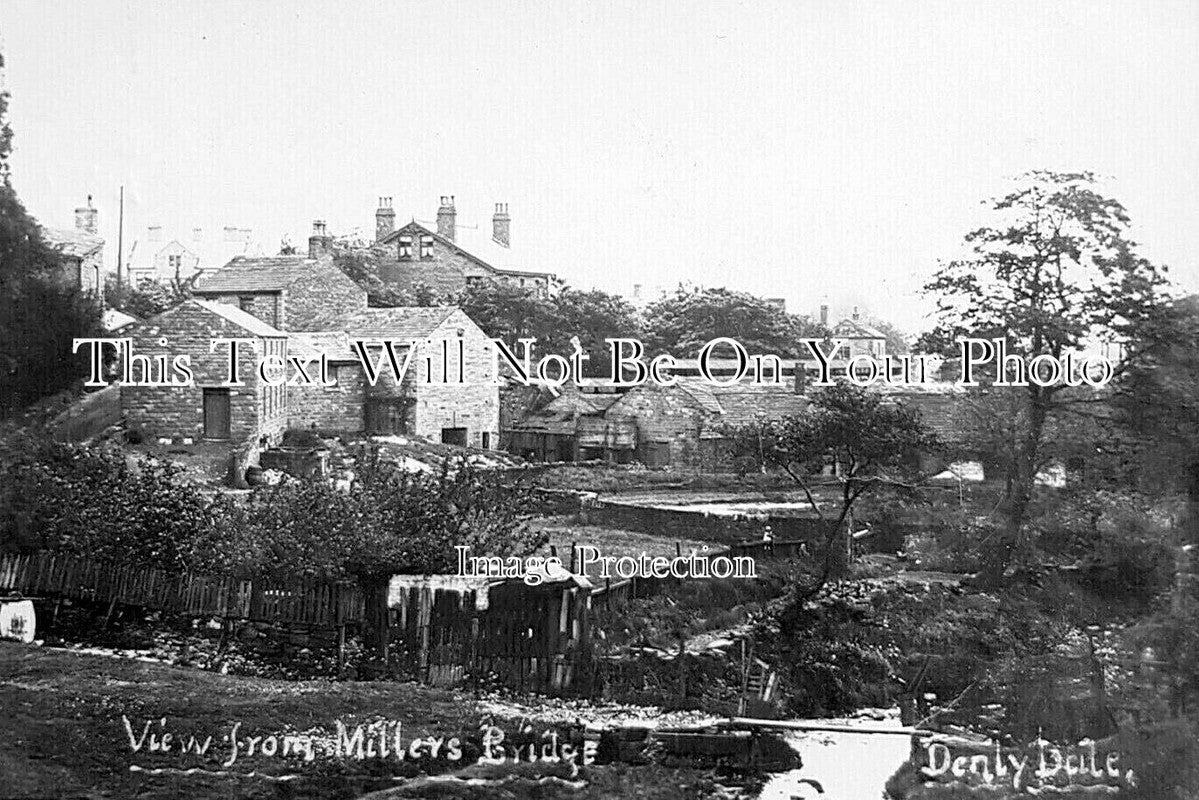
[643,285,821,358]
[459,279,560,343]
[0,50,102,409]
[923,171,1168,584]
[552,288,642,376]
[723,383,936,599]
[104,274,192,319]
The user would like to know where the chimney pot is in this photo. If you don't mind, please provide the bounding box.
[74,195,99,234]
[492,201,510,247]
[376,196,396,241]
[852,306,860,321]
[437,196,457,241]
[819,304,829,327]
[308,220,331,258]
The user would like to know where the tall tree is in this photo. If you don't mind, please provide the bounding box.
[0,50,102,409]
[923,171,1168,583]
[553,287,643,376]
[643,285,820,358]
[723,383,936,599]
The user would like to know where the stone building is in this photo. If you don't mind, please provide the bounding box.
[192,242,368,331]
[121,299,289,444]
[367,196,560,297]
[123,225,259,286]
[41,196,104,297]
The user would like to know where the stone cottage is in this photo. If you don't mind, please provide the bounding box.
[42,196,104,297]
[121,299,289,444]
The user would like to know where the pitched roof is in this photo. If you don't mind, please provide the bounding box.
[347,306,458,340]
[191,299,287,338]
[193,255,326,292]
[384,220,556,280]
[833,318,887,339]
[42,226,103,259]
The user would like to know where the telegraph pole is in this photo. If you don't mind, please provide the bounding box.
[116,185,124,285]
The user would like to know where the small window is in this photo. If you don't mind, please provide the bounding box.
[238,296,254,313]
[420,235,434,259]
[168,254,183,276]
[519,278,526,287]
[398,235,413,260]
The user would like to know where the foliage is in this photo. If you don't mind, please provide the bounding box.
[104,274,192,319]
[723,382,937,595]
[0,50,103,409]
[1112,294,1199,498]
[922,171,1169,582]
[197,454,545,580]
[642,284,822,358]
[0,434,217,572]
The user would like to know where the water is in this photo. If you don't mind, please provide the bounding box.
[758,714,914,800]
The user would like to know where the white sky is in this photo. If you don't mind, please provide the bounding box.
[2,0,1197,333]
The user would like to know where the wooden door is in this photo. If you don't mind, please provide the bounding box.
[203,388,231,439]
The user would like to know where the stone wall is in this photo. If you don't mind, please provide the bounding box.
[196,292,282,329]
[287,363,367,432]
[411,309,500,448]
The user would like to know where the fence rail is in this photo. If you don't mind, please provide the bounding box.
[0,551,363,626]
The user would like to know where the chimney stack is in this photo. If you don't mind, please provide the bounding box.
[819,304,829,327]
[192,227,203,242]
[376,196,395,241]
[148,225,163,242]
[74,195,98,234]
[852,306,860,321]
[492,202,510,247]
[437,195,456,241]
[308,220,332,259]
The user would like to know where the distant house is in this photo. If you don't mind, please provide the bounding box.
[41,196,103,297]
[832,310,888,359]
[124,225,260,286]
[367,196,560,297]
[121,299,289,444]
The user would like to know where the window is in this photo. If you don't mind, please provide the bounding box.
[238,296,255,314]
[168,254,183,277]
[398,235,413,260]
[420,235,434,259]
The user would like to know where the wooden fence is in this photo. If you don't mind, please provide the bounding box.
[0,551,363,626]
[386,576,593,693]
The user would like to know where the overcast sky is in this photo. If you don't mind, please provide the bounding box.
[3,0,1197,333]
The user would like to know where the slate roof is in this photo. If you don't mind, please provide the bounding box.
[42,227,103,259]
[190,299,288,338]
[347,306,458,340]
[193,255,325,292]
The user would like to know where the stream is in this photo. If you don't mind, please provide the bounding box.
[758,711,914,800]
